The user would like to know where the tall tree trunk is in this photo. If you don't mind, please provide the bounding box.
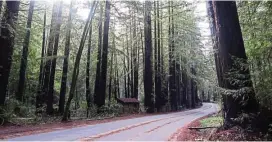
[141,29,145,78]
[125,26,130,98]
[86,24,92,118]
[0,1,2,15]
[98,0,111,107]
[176,58,181,109]
[117,68,120,98]
[123,52,127,98]
[211,1,259,128]
[155,1,162,111]
[86,24,92,112]
[42,2,59,111]
[47,1,63,114]
[109,19,116,102]
[154,1,162,112]
[154,0,158,111]
[36,7,47,109]
[16,0,35,102]
[182,69,187,107]
[122,39,127,98]
[94,2,103,106]
[108,35,115,104]
[114,50,120,99]
[0,1,20,105]
[160,5,167,107]
[168,1,177,111]
[186,70,192,108]
[62,2,97,121]
[190,67,196,108]
[144,0,154,113]
[132,7,138,99]
[114,55,118,99]
[207,1,223,87]
[59,1,72,114]
[129,8,133,98]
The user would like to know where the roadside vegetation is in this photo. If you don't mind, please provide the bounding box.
[200,116,223,128]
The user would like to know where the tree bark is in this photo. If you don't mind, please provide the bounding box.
[108,37,114,104]
[125,26,130,98]
[132,6,138,99]
[191,67,196,108]
[0,1,20,105]
[154,1,158,111]
[182,68,187,107]
[129,8,133,99]
[160,5,167,107]
[168,1,177,111]
[207,1,223,87]
[94,2,103,106]
[0,1,2,15]
[41,1,59,111]
[211,1,259,128]
[155,1,162,112]
[62,1,97,121]
[47,1,63,114]
[36,7,47,109]
[144,0,154,113]
[16,0,35,102]
[59,1,72,114]
[97,0,111,107]
[123,50,127,98]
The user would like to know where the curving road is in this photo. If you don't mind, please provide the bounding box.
[8,103,218,141]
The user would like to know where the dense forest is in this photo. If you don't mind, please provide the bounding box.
[0,0,271,135]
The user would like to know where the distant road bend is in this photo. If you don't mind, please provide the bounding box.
[9,103,218,141]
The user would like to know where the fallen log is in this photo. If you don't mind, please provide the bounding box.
[188,126,218,130]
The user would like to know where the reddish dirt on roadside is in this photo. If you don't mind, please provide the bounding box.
[168,115,211,141]
[209,126,271,141]
[169,114,271,141]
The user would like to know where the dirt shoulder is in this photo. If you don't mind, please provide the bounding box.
[168,114,214,141]
[169,113,271,141]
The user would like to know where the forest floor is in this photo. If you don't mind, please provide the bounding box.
[170,113,271,141]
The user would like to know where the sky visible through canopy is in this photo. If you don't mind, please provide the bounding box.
[46,0,211,50]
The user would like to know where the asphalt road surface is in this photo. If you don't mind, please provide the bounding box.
[8,103,218,141]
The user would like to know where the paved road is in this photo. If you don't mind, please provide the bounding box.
[8,103,218,141]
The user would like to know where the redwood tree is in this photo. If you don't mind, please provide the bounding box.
[144,0,154,113]
[94,2,103,106]
[41,1,60,112]
[0,1,20,105]
[59,1,72,114]
[211,1,259,128]
[168,1,177,111]
[98,0,111,107]
[16,0,35,101]
[86,22,93,113]
[47,1,63,114]
[36,7,47,109]
[62,1,97,121]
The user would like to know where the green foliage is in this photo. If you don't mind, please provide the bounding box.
[238,1,272,109]
[200,116,223,127]
[98,104,123,116]
[0,98,36,125]
[5,99,34,117]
